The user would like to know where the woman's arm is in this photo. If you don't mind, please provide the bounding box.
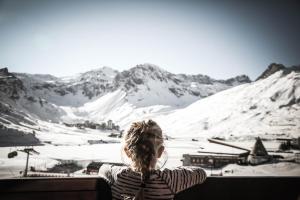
[98,164,125,184]
[98,164,114,184]
[161,167,206,194]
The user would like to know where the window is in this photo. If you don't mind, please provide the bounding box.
[0,1,299,179]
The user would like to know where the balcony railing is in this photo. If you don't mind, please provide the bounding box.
[0,176,299,200]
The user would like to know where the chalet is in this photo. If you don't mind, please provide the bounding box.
[182,152,248,168]
[295,153,300,163]
[248,137,272,165]
[291,137,300,149]
[107,120,113,129]
[87,140,108,145]
[86,162,103,174]
[277,137,300,150]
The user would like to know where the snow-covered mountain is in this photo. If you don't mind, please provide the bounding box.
[155,63,300,140]
[1,63,299,146]
[14,64,250,107]
[0,64,250,124]
[113,64,250,107]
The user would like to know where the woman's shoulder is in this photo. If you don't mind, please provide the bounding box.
[99,164,128,174]
[98,164,129,182]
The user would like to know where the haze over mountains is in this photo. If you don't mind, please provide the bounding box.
[0,63,299,146]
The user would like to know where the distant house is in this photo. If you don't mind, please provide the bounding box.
[107,120,113,130]
[248,137,271,165]
[95,124,101,129]
[87,140,107,145]
[291,137,300,149]
[182,153,248,168]
[86,162,103,174]
[114,125,120,131]
[295,153,300,163]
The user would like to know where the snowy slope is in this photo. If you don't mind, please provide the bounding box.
[154,69,300,140]
[1,63,299,145]
[52,64,300,142]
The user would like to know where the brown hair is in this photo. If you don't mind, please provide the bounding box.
[123,119,164,200]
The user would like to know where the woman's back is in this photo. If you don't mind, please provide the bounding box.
[99,164,206,200]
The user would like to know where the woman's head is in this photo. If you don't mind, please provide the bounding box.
[123,119,164,173]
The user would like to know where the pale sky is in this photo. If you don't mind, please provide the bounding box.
[0,0,299,79]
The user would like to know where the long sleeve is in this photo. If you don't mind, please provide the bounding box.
[98,164,125,185]
[160,167,206,194]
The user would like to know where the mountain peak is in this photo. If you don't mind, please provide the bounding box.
[130,63,167,73]
[0,67,10,76]
[225,74,251,85]
[81,66,118,75]
[114,63,171,89]
[256,63,300,81]
[256,63,285,81]
[0,67,18,79]
[76,66,118,82]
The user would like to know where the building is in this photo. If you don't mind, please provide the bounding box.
[291,137,300,149]
[86,162,103,174]
[182,152,248,168]
[248,137,272,165]
[107,120,113,130]
[277,137,300,150]
[295,153,300,163]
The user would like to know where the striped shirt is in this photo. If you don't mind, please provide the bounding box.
[99,164,206,200]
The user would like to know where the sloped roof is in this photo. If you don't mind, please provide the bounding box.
[87,162,103,169]
[250,137,268,156]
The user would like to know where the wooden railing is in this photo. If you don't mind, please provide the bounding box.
[0,177,299,200]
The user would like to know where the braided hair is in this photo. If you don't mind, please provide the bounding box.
[123,119,164,200]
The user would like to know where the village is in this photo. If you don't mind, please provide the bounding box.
[63,119,121,131]
[63,119,124,144]
[5,135,300,178]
